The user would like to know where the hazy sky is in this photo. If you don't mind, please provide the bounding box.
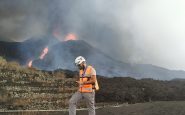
[0,0,185,71]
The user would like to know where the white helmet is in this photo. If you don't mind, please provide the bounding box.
[75,56,86,66]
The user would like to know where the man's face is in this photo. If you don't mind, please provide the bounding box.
[77,63,84,70]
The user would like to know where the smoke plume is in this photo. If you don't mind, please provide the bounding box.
[0,0,185,70]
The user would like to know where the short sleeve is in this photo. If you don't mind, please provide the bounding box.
[91,67,96,76]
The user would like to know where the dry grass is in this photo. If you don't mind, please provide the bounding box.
[0,57,77,110]
[0,56,7,66]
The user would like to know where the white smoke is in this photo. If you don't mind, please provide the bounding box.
[119,0,185,70]
[0,0,49,41]
[67,0,185,70]
[0,0,185,71]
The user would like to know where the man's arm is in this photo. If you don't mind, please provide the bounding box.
[83,75,96,84]
[83,67,96,84]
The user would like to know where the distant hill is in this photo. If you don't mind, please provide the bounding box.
[0,37,185,80]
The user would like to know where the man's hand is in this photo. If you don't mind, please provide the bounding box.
[76,81,84,85]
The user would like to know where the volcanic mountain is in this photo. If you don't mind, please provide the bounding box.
[0,37,185,80]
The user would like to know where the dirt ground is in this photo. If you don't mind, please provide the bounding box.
[1,101,185,115]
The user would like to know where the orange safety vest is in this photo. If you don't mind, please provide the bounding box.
[79,65,99,93]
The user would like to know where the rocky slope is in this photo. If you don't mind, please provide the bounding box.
[0,60,78,110]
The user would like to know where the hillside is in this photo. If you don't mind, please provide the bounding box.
[0,57,78,110]
[2,57,185,111]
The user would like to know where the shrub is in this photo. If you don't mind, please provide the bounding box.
[6,61,21,71]
[0,56,7,66]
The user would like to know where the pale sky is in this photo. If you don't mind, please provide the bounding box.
[121,0,185,70]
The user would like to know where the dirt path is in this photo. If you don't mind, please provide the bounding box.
[1,101,185,115]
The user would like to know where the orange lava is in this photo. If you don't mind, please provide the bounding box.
[39,47,49,60]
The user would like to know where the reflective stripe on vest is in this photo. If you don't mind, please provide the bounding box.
[79,66,93,93]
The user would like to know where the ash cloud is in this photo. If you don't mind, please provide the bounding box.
[0,0,49,41]
[0,0,185,71]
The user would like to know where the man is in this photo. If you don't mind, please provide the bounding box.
[69,56,97,115]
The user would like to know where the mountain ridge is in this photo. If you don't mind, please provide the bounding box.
[0,38,185,80]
